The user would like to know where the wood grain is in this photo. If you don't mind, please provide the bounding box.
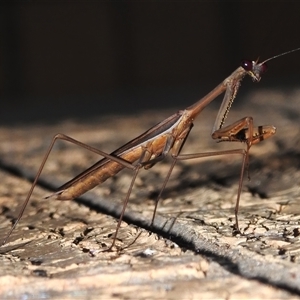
[0,88,300,299]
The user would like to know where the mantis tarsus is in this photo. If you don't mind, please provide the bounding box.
[2,48,300,249]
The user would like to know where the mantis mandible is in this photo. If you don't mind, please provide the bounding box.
[2,48,299,249]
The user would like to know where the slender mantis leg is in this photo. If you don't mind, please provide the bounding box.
[1,133,137,246]
[1,48,298,248]
[165,117,276,232]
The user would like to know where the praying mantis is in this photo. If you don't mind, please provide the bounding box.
[2,48,299,249]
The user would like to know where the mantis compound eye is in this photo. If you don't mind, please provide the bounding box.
[241,60,268,74]
[240,60,253,71]
[257,62,268,73]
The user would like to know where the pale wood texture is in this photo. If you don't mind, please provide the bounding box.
[0,88,300,299]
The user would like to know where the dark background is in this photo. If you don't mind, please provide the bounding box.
[1,2,300,125]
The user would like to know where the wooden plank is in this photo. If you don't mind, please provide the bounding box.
[0,89,300,298]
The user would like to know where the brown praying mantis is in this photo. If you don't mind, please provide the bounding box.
[2,48,300,249]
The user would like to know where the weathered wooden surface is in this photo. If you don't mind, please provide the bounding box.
[0,88,300,299]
